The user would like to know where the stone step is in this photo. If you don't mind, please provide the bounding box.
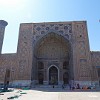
[33,85,70,90]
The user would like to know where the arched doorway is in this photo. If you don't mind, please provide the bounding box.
[49,66,58,85]
[32,32,72,85]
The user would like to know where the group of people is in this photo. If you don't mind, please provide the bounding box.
[70,83,80,90]
[61,83,80,90]
[52,83,81,90]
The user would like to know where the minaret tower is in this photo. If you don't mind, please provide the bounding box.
[0,20,8,53]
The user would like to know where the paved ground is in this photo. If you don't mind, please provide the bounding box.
[0,88,100,100]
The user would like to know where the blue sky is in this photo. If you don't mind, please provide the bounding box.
[0,0,100,53]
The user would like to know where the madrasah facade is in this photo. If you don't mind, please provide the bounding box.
[0,20,100,87]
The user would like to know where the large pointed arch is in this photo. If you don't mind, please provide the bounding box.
[33,32,72,56]
[31,31,73,85]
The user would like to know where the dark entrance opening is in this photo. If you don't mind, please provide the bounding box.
[49,66,58,85]
[38,73,43,84]
[63,72,69,84]
[4,69,10,91]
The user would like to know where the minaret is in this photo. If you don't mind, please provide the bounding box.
[0,20,8,53]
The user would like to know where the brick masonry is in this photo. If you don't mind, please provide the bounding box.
[0,20,100,87]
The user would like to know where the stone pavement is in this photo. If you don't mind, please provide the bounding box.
[0,88,100,100]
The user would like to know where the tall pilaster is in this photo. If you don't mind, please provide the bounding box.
[0,20,8,53]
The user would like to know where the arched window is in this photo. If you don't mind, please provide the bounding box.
[38,61,44,69]
[63,61,69,69]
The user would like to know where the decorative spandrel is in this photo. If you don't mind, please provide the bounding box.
[32,23,72,42]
